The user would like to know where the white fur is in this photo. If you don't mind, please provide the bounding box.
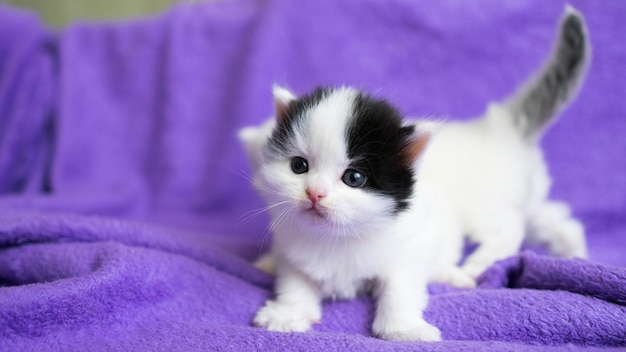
[418,103,587,279]
[273,85,297,105]
[242,90,586,341]
[244,87,471,341]
[242,8,588,341]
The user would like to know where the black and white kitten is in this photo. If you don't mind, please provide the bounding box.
[239,7,589,341]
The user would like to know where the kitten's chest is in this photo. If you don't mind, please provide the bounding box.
[281,239,384,299]
[311,256,374,299]
[314,267,373,299]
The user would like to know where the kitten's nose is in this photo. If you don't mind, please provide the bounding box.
[306,188,325,204]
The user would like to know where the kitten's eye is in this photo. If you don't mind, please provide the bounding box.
[290,157,309,174]
[342,169,367,188]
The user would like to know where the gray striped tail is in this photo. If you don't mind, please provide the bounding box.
[507,6,590,140]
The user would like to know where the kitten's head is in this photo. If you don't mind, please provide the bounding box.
[239,86,429,238]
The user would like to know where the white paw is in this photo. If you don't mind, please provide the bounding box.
[253,300,320,332]
[461,261,491,280]
[373,319,442,342]
[550,220,588,259]
[253,253,277,274]
[530,201,588,259]
[441,267,477,288]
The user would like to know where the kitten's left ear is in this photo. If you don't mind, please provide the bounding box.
[402,120,441,163]
[404,130,431,163]
[273,85,297,121]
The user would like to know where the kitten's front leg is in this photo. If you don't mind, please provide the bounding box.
[254,265,322,332]
[372,274,441,342]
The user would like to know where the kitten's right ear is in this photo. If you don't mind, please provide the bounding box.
[238,119,276,171]
[238,86,295,171]
[273,85,296,122]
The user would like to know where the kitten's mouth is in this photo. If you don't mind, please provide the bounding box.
[304,205,327,219]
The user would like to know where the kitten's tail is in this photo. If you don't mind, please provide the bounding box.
[505,6,590,141]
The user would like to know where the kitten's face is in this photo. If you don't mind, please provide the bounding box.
[242,87,424,238]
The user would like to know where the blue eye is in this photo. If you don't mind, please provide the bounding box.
[342,169,367,188]
[290,157,309,174]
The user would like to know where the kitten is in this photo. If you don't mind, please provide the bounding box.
[416,6,590,279]
[239,7,589,341]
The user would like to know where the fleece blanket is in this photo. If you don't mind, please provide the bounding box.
[0,0,625,350]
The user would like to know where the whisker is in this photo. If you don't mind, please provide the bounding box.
[269,207,290,233]
[254,205,291,256]
[256,229,272,258]
[239,201,291,224]
[342,218,348,251]
[233,169,292,198]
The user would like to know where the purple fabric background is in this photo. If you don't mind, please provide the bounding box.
[0,0,625,350]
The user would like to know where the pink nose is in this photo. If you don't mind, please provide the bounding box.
[306,188,325,204]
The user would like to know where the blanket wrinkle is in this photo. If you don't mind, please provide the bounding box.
[0,6,56,196]
[0,0,625,350]
[479,252,626,305]
[0,210,273,289]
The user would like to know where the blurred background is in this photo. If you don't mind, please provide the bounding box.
[0,0,623,263]
[1,0,180,26]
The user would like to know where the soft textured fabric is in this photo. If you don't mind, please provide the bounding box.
[0,0,625,350]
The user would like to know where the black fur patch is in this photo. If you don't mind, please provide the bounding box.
[268,87,331,154]
[347,92,416,214]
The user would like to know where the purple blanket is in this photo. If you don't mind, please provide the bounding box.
[1,0,625,350]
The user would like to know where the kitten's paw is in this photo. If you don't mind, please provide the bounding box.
[529,202,588,259]
[441,267,476,288]
[550,219,588,259]
[253,253,277,274]
[373,319,442,342]
[253,300,320,332]
[461,261,491,280]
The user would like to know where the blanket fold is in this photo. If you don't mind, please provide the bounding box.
[480,252,626,305]
[0,6,56,195]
